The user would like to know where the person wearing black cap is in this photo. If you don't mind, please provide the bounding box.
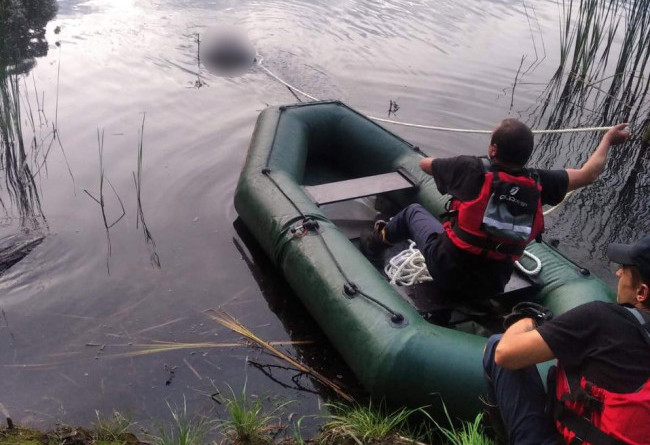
[364,120,630,303]
[482,235,650,444]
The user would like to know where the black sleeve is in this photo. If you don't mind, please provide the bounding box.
[536,169,569,206]
[430,156,485,201]
[537,301,603,369]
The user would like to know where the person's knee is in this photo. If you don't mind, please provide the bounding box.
[483,334,503,374]
[404,203,425,216]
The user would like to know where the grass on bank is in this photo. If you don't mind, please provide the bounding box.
[0,394,496,445]
[213,384,290,445]
[318,401,430,444]
[146,398,213,445]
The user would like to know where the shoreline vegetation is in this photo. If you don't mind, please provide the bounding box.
[0,397,495,445]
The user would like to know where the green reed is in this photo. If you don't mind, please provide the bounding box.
[536,0,650,130]
[525,0,650,256]
[0,65,45,226]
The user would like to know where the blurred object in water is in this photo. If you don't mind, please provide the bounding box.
[199,26,255,77]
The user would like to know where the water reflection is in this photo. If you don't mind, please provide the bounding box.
[0,0,58,234]
[0,0,58,73]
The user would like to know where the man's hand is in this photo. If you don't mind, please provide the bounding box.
[602,123,630,145]
[419,157,435,175]
[495,317,555,369]
[566,122,630,191]
[503,302,553,330]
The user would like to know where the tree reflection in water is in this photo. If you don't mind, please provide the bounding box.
[0,0,58,265]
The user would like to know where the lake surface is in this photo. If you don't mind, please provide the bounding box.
[0,0,648,434]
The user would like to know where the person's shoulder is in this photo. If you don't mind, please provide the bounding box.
[576,301,637,324]
[435,155,482,166]
[432,155,484,176]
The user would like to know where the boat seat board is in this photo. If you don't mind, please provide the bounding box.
[304,170,415,206]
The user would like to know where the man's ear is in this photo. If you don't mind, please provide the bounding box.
[637,283,649,303]
[488,144,498,159]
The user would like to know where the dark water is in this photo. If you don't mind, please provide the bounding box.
[0,0,648,433]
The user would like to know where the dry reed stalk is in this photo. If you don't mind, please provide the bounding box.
[105,339,313,358]
[207,309,355,402]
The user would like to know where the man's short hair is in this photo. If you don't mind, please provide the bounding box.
[491,119,534,166]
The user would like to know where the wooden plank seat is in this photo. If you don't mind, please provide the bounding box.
[304,170,416,206]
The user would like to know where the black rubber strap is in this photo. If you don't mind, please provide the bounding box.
[557,408,628,445]
[624,307,650,344]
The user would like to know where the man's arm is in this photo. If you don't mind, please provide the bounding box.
[419,157,435,175]
[494,318,555,370]
[565,123,629,192]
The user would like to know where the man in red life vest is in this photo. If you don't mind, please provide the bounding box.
[367,119,629,302]
[483,235,650,445]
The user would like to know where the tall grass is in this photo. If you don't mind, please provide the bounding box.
[432,412,496,445]
[93,410,135,444]
[534,0,650,133]
[213,383,290,445]
[146,398,213,445]
[319,401,430,444]
[0,65,45,227]
[133,112,161,269]
[526,0,650,254]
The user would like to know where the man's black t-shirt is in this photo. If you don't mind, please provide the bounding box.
[430,155,569,205]
[426,156,569,297]
[538,301,650,393]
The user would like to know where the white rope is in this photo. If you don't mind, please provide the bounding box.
[257,58,612,135]
[257,57,319,101]
[384,240,433,286]
[543,190,575,216]
[514,250,543,276]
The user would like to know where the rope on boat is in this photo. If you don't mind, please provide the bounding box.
[256,58,612,135]
[384,241,433,286]
[262,168,407,325]
[385,242,543,285]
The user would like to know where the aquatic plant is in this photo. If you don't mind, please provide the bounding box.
[0,66,46,227]
[133,112,161,268]
[207,310,354,402]
[522,0,650,258]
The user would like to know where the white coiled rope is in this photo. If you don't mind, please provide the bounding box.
[384,241,433,286]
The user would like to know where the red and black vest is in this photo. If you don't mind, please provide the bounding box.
[443,158,544,261]
[552,307,650,445]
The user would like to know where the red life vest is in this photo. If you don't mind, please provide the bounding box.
[552,307,650,445]
[553,364,650,445]
[443,159,544,261]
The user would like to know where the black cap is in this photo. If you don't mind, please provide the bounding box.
[607,235,650,280]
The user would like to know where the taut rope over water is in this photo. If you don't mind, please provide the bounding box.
[257,58,612,135]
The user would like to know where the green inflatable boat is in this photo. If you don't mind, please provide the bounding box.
[234,101,615,419]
